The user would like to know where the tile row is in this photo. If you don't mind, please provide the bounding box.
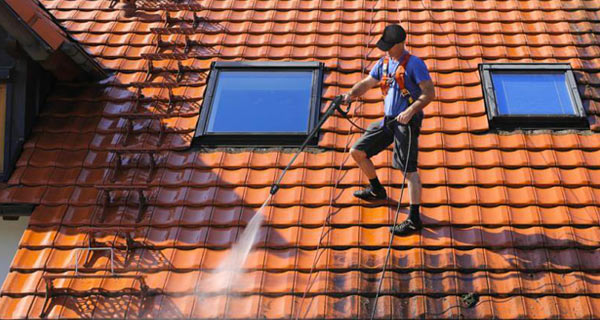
[418,148,600,168]
[76,34,600,53]
[26,204,600,228]
[40,101,105,118]
[3,269,599,297]
[7,184,600,206]
[47,85,203,103]
[80,43,600,62]
[62,23,600,48]
[20,145,600,170]
[10,247,600,272]
[31,115,199,134]
[79,33,598,55]
[16,148,600,172]
[54,10,600,28]
[2,293,599,319]
[40,0,600,11]
[322,116,491,135]
[24,131,192,151]
[96,56,600,73]
[416,132,600,150]
[11,166,600,188]
[51,17,598,38]
[43,100,200,118]
[61,22,600,48]
[17,224,600,249]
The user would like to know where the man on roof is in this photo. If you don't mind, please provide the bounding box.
[342,24,435,236]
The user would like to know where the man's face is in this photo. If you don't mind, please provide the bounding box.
[387,41,406,59]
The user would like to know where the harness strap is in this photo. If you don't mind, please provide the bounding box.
[379,53,414,104]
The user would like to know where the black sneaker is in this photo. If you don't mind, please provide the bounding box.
[353,186,387,201]
[389,218,422,236]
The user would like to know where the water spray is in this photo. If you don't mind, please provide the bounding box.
[196,96,351,297]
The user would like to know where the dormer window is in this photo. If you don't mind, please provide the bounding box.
[479,63,587,129]
[194,61,324,146]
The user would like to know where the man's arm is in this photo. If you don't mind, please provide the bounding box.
[342,75,380,104]
[396,79,435,125]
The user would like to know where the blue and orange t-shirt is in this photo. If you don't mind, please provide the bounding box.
[369,50,432,117]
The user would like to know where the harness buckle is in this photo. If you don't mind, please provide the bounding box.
[379,53,412,99]
[400,88,415,104]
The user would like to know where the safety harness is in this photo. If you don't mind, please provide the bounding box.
[379,53,414,104]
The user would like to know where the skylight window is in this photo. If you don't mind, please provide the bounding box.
[194,61,323,145]
[479,63,587,128]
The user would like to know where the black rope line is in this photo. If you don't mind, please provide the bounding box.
[370,124,412,320]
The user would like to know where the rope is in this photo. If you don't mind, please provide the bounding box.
[293,1,383,317]
[366,1,473,317]
[295,0,426,317]
[292,0,379,316]
[294,0,416,317]
[369,124,412,319]
[294,117,356,320]
[369,1,464,316]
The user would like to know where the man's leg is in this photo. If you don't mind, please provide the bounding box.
[406,171,421,223]
[407,171,421,204]
[350,120,393,201]
[350,148,387,200]
[390,170,423,236]
[390,116,423,236]
[350,148,377,179]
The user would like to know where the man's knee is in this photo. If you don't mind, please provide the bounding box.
[406,171,421,184]
[350,148,367,161]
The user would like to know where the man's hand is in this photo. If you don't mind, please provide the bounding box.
[395,80,434,125]
[396,107,416,125]
[341,93,352,105]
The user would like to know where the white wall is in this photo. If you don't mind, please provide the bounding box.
[0,217,29,286]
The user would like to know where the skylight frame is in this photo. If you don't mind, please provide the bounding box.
[479,63,587,129]
[194,61,324,146]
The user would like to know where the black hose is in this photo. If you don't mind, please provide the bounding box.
[270,95,347,195]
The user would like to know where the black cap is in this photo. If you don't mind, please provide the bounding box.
[376,24,407,51]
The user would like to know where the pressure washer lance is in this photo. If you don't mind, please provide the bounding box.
[269,94,351,196]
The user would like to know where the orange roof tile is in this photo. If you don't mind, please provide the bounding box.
[0,0,600,318]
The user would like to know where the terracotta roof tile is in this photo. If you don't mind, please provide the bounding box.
[2,0,600,318]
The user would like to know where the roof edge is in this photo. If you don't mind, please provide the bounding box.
[58,41,107,80]
[0,0,107,80]
[0,1,51,60]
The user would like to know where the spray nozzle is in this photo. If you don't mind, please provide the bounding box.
[333,95,351,117]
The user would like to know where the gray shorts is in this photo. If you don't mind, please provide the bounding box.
[352,112,423,172]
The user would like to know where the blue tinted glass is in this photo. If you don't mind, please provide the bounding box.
[207,70,314,133]
[491,72,575,115]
